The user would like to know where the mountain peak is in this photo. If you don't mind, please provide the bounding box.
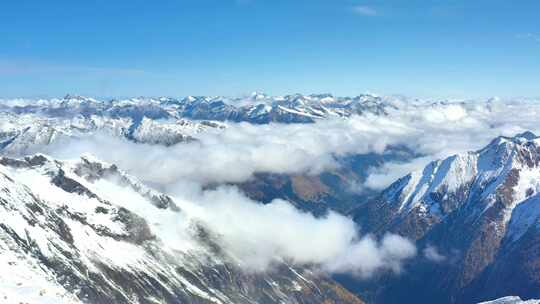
[249,91,268,99]
[380,131,540,222]
[482,131,539,154]
[515,131,537,140]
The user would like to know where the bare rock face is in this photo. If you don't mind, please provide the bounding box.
[346,132,540,304]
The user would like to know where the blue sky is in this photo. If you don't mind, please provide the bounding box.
[1,0,539,98]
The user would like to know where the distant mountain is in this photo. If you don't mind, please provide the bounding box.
[0,154,364,304]
[0,111,225,154]
[0,93,396,124]
[346,132,540,303]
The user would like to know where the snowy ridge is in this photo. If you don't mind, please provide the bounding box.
[0,111,224,154]
[383,132,540,229]
[350,132,540,303]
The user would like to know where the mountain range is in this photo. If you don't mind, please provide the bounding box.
[1,93,394,125]
[1,94,539,303]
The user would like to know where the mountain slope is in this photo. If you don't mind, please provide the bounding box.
[347,132,540,303]
[0,154,364,304]
[237,149,415,216]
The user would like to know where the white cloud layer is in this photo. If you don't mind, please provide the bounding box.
[173,185,416,275]
[423,245,446,263]
[31,98,540,277]
[43,99,540,191]
[352,5,378,16]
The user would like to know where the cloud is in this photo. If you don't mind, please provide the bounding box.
[18,98,540,194]
[8,97,540,277]
[352,5,378,16]
[324,233,416,277]
[516,33,540,43]
[29,118,421,277]
[176,185,416,275]
[423,245,446,263]
[66,154,417,277]
[41,118,403,186]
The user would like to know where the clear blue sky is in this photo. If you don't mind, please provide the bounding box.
[1,0,539,98]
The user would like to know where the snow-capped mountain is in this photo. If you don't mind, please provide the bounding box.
[0,93,400,155]
[0,153,364,304]
[1,93,396,124]
[172,93,393,123]
[2,94,540,303]
[348,132,540,303]
[0,111,225,154]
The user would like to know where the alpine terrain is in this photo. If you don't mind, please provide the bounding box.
[0,153,363,304]
[347,132,540,303]
[1,94,540,304]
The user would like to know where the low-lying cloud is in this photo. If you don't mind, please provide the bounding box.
[175,185,416,276]
[90,172,416,277]
[42,99,540,192]
[9,98,540,278]
[423,245,446,263]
